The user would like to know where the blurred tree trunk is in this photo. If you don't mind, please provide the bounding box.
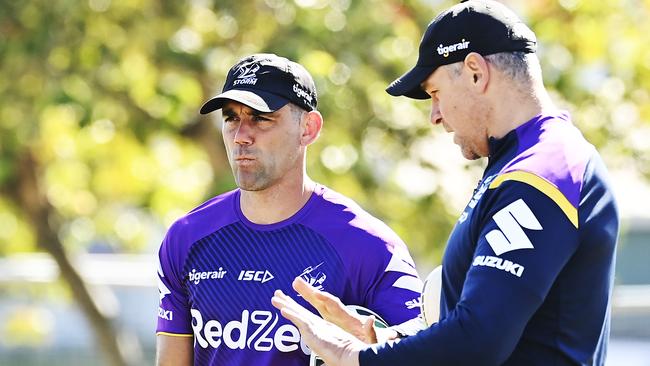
[10,150,138,366]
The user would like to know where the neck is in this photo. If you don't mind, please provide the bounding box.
[488,80,556,139]
[239,174,316,225]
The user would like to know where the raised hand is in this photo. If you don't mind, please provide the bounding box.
[271,286,364,366]
[291,277,398,344]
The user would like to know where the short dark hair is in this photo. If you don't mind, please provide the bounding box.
[485,52,534,84]
[446,51,536,86]
[288,103,307,122]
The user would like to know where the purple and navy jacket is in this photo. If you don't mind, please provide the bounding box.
[361,112,619,365]
[156,184,422,365]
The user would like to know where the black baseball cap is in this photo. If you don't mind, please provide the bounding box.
[200,53,317,114]
[386,0,537,99]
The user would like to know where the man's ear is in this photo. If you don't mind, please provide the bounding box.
[464,52,489,92]
[301,110,323,146]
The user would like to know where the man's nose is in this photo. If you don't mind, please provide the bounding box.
[234,121,254,145]
[430,104,443,126]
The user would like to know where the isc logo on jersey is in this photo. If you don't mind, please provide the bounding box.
[238,270,274,284]
[191,309,310,355]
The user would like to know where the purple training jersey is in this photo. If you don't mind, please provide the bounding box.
[157,184,422,365]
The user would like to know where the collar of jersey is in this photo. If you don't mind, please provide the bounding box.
[233,185,321,231]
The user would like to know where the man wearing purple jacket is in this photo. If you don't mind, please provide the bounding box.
[155,53,422,365]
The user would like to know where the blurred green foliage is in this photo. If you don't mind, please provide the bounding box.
[0,0,649,272]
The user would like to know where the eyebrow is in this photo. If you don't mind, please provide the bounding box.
[250,109,271,116]
[222,108,237,117]
[222,106,276,118]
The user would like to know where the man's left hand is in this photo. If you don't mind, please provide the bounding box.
[271,280,366,366]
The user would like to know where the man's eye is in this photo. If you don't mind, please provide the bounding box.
[253,115,271,122]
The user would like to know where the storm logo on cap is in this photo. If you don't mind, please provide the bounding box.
[233,64,260,86]
[437,39,470,58]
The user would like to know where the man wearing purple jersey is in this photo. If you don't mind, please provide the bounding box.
[155,53,422,366]
[272,1,619,366]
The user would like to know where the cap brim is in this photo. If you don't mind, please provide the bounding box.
[386,65,435,100]
[200,89,289,114]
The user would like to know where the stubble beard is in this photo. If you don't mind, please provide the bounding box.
[461,146,481,160]
[234,164,274,192]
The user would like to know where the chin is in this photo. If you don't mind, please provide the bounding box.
[461,149,481,160]
[236,178,269,192]
[239,185,263,192]
[237,180,271,191]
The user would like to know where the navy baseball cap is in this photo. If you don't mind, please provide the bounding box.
[386,0,537,99]
[200,53,318,114]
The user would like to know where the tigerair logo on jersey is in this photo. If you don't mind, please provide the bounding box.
[473,199,542,278]
[188,268,228,285]
[191,308,311,355]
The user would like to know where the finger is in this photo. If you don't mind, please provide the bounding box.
[271,292,324,342]
[271,290,291,309]
[292,277,323,304]
[315,289,346,312]
[272,290,301,312]
[272,290,302,317]
[278,304,310,330]
[292,277,340,308]
[322,294,349,317]
[271,291,287,311]
[362,315,378,343]
[272,289,320,322]
[293,277,348,318]
[272,289,293,303]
